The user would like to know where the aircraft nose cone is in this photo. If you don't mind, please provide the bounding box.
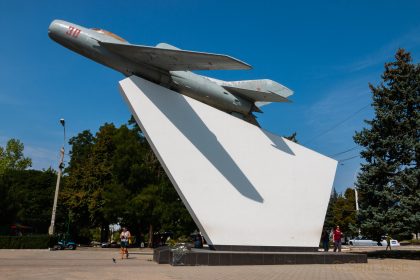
[48,19,72,42]
[48,19,86,54]
[48,19,62,39]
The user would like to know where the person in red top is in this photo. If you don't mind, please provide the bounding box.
[333,226,342,252]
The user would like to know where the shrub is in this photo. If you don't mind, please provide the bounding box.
[0,235,57,249]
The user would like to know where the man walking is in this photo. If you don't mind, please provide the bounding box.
[120,227,131,259]
[386,235,392,251]
[333,226,342,252]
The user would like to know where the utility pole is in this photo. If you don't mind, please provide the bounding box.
[48,119,66,235]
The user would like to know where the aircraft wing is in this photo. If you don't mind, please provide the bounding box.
[99,42,251,71]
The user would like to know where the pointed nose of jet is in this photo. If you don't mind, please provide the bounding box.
[48,19,68,41]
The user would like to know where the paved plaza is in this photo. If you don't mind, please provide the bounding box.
[0,247,419,280]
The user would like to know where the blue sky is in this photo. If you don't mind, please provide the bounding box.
[1,0,419,193]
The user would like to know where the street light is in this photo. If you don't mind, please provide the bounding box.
[48,118,66,235]
[352,169,362,237]
[353,186,361,237]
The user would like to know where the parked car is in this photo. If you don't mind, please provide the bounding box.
[55,240,77,250]
[90,241,101,247]
[348,236,380,246]
[379,238,400,247]
[101,241,119,248]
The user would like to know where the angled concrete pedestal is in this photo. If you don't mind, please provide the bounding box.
[119,76,338,251]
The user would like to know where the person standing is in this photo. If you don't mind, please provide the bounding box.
[386,235,392,251]
[120,227,131,259]
[321,230,330,252]
[333,226,342,252]
[194,233,203,248]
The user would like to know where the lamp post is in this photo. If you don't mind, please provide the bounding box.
[48,118,66,235]
[353,186,361,237]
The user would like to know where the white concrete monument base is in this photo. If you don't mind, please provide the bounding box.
[119,76,337,248]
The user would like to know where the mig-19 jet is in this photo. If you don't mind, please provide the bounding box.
[48,20,293,126]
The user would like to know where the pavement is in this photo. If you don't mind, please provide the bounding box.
[318,244,420,252]
[347,245,420,252]
[0,247,419,280]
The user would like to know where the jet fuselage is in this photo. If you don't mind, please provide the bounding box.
[48,20,253,116]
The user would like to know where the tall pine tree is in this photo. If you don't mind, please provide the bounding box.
[354,49,419,241]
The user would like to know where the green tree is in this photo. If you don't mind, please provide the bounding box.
[332,188,357,236]
[62,119,196,244]
[323,188,357,237]
[60,130,95,242]
[0,169,57,233]
[66,130,94,173]
[354,49,420,241]
[0,139,32,174]
[63,124,120,242]
[323,188,338,231]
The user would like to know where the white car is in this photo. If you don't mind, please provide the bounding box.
[379,239,400,247]
[349,236,380,246]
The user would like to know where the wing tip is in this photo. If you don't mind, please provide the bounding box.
[223,55,252,70]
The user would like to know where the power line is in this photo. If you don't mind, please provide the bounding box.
[338,155,360,163]
[327,124,418,159]
[329,146,360,157]
[305,104,371,144]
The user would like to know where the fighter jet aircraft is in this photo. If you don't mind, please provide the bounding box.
[48,20,293,126]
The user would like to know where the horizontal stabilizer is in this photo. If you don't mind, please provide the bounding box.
[99,41,251,71]
[221,79,293,103]
[255,101,272,108]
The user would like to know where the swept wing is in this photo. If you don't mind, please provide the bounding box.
[99,41,251,71]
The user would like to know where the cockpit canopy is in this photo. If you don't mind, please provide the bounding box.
[90,28,127,42]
